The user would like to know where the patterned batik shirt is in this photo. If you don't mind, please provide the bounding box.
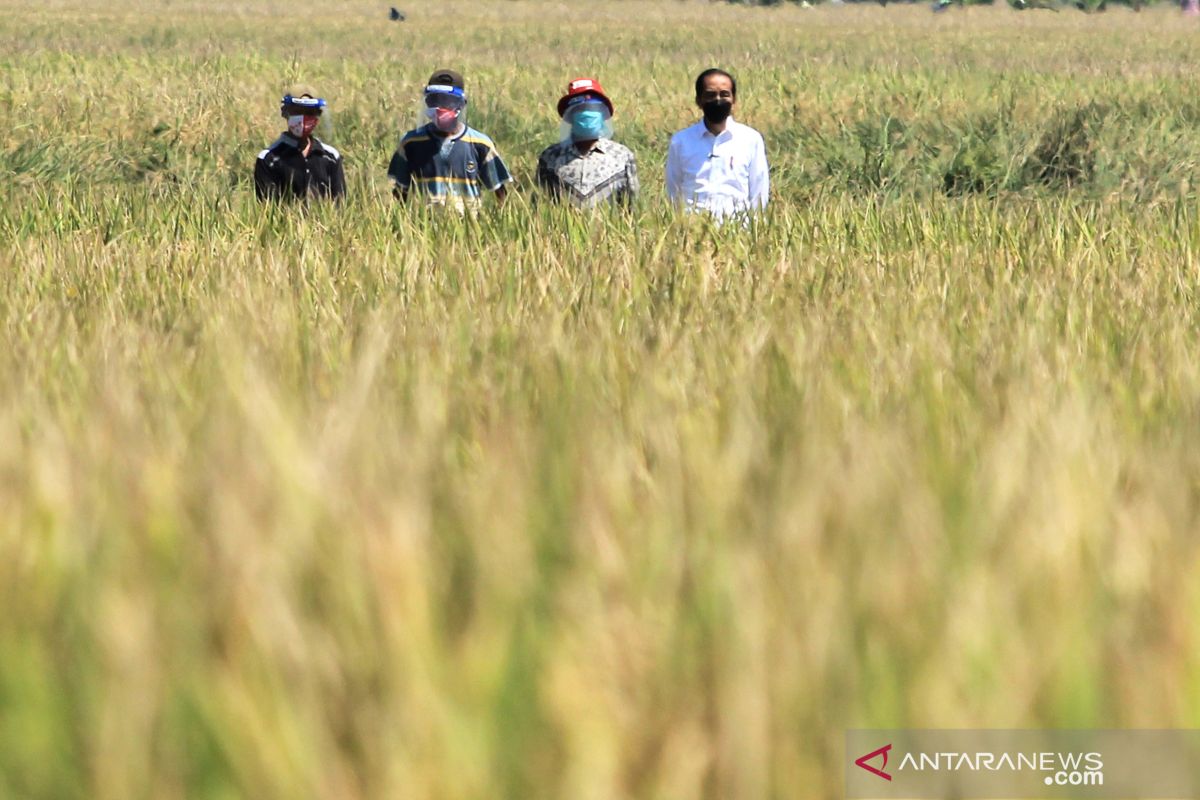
[536,138,639,208]
[388,124,512,211]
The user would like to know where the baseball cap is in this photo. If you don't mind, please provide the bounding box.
[425,69,464,91]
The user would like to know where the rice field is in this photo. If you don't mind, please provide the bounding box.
[2,1,1200,798]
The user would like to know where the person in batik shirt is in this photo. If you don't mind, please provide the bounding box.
[536,77,638,208]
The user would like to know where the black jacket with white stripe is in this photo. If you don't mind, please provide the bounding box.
[254,134,345,201]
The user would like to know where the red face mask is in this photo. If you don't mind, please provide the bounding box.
[433,107,460,133]
[287,114,320,138]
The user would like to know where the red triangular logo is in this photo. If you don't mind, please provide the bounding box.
[855,743,893,781]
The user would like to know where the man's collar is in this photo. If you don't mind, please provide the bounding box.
[572,138,608,154]
[697,117,737,137]
[427,122,468,140]
[279,132,325,152]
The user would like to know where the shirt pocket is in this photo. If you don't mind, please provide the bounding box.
[726,153,752,183]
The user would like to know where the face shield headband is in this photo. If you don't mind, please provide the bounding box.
[281,95,327,113]
[423,85,466,110]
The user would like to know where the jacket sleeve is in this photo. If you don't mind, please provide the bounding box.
[623,151,640,206]
[330,155,347,201]
[254,155,280,201]
[749,134,769,211]
[387,148,410,196]
[536,151,558,197]
[665,135,682,204]
[479,143,513,192]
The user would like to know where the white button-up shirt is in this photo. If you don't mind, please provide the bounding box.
[666,117,769,219]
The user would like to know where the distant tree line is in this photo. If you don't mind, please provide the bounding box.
[724,0,1194,10]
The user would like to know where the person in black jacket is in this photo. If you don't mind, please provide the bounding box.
[254,86,345,201]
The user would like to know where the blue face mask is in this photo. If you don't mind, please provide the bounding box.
[571,109,606,141]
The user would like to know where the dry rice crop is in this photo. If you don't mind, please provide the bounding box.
[2,2,1200,798]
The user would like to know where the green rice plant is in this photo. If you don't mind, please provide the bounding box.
[941,104,1022,195]
[1025,102,1108,188]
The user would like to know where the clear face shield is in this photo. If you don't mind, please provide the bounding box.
[420,85,467,134]
[281,95,332,140]
[559,96,613,143]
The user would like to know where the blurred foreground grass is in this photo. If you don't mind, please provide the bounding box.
[2,1,1200,798]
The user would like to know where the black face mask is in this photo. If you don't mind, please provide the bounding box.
[701,100,733,125]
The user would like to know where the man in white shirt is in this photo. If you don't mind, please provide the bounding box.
[666,68,770,220]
